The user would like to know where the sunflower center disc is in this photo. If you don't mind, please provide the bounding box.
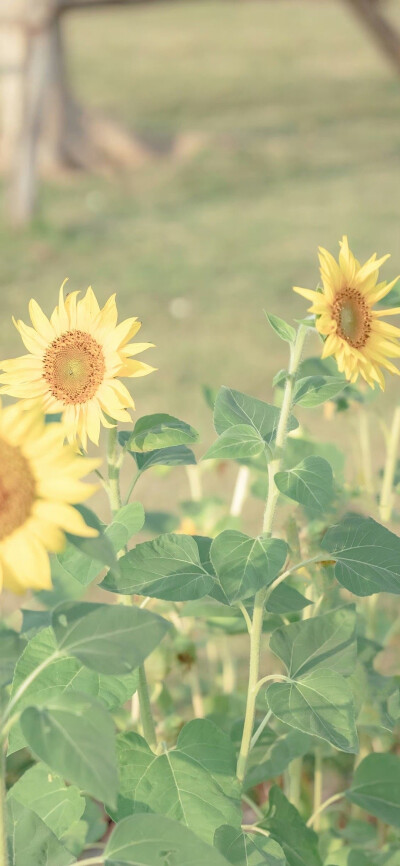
[0,438,36,540]
[332,288,372,348]
[43,330,105,404]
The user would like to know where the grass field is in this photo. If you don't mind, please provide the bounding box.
[1,0,400,436]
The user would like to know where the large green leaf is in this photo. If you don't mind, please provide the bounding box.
[322,514,400,596]
[0,629,24,686]
[203,425,270,462]
[9,763,85,845]
[102,533,214,600]
[52,601,170,674]
[346,753,400,828]
[64,504,118,570]
[176,719,239,799]
[275,456,333,513]
[59,503,146,587]
[125,413,199,451]
[8,627,139,753]
[269,606,357,678]
[110,730,241,843]
[105,502,145,550]
[20,692,118,807]
[104,815,231,866]
[266,583,312,614]
[210,532,288,604]
[214,824,286,866]
[7,798,74,866]
[244,730,311,789]
[121,431,196,471]
[267,669,358,752]
[214,387,298,441]
[293,376,346,407]
[260,786,322,866]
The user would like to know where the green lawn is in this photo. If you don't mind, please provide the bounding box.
[1,0,400,436]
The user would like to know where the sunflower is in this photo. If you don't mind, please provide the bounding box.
[0,284,155,448]
[294,236,400,389]
[0,401,99,594]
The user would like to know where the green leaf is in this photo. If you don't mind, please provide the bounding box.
[244,730,311,789]
[106,502,145,549]
[322,514,400,596]
[52,601,170,674]
[65,504,118,570]
[20,692,118,808]
[102,534,214,601]
[60,503,146,588]
[210,531,288,604]
[265,312,296,344]
[122,436,196,471]
[104,814,231,865]
[269,606,357,678]
[110,729,241,842]
[9,763,85,845]
[214,387,298,442]
[8,628,95,754]
[176,719,240,799]
[143,510,180,534]
[260,786,322,866]
[0,629,24,686]
[293,376,346,407]
[275,456,333,512]
[346,753,400,828]
[267,669,359,752]
[21,609,51,638]
[7,798,74,866]
[203,424,270,462]
[215,824,286,865]
[125,413,199,451]
[8,627,138,754]
[266,583,312,614]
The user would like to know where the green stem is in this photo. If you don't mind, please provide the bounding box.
[106,427,157,750]
[236,325,308,783]
[0,749,8,866]
[312,748,323,832]
[307,789,345,828]
[107,425,122,515]
[288,756,303,811]
[379,405,400,523]
[137,665,157,749]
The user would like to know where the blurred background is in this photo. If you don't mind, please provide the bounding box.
[1,0,400,435]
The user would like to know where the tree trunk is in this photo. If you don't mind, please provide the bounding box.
[0,0,149,226]
[344,0,400,74]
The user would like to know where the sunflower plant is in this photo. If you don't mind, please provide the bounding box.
[0,245,400,866]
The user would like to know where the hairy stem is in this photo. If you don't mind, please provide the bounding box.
[379,405,400,523]
[312,748,323,831]
[236,325,308,783]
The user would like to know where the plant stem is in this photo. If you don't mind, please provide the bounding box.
[358,408,374,498]
[379,405,400,523]
[107,425,122,515]
[250,709,272,750]
[306,790,345,828]
[230,465,250,517]
[288,756,303,811]
[0,749,8,866]
[312,748,323,831]
[1,652,60,725]
[236,325,308,783]
[137,665,157,750]
[106,427,157,749]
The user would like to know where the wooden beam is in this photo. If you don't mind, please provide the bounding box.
[345,0,400,74]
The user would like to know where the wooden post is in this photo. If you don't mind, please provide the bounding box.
[345,0,400,74]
